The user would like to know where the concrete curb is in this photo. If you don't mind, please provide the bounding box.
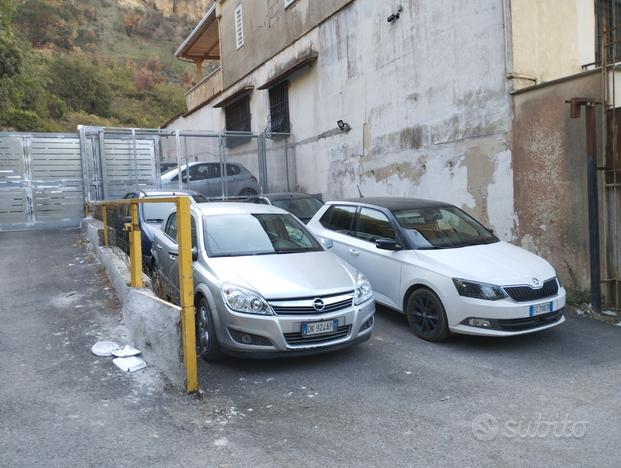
[82,217,185,388]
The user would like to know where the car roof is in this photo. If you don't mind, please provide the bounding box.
[259,192,320,201]
[194,202,288,216]
[327,197,454,211]
[137,189,203,197]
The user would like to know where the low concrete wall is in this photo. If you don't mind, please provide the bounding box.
[82,218,185,388]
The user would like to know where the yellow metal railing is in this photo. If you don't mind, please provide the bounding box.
[87,196,198,394]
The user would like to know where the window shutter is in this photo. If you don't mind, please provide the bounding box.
[234,5,244,49]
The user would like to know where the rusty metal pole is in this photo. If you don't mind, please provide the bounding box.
[568,98,602,312]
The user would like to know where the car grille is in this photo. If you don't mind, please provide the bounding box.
[503,278,559,302]
[284,325,351,345]
[495,309,564,332]
[269,291,354,315]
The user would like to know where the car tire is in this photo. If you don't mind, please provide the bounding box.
[405,288,451,342]
[238,188,258,196]
[196,296,223,361]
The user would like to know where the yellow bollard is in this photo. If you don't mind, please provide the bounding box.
[129,201,144,288]
[102,205,109,247]
[176,196,198,393]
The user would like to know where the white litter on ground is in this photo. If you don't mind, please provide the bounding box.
[113,356,147,372]
[91,341,120,356]
[111,345,141,357]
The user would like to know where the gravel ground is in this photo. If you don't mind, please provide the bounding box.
[1,229,620,467]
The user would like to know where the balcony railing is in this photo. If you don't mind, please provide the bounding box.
[185,66,223,111]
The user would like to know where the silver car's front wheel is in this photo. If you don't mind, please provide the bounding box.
[196,296,222,361]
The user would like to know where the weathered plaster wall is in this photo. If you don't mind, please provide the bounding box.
[510,0,595,90]
[217,0,354,89]
[512,72,601,290]
[171,0,517,239]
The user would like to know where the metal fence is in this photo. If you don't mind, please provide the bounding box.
[0,127,295,231]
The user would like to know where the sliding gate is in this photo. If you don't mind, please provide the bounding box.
[0,133,84,231]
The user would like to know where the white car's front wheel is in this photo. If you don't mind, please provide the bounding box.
[406,288,451,342]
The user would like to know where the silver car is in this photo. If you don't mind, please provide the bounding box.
[160,162,260,197]
[151,202,375,359]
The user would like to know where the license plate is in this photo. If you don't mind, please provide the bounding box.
[301,319,338,337]
[529,302,553,317]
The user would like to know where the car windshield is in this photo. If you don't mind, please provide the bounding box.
[203,213,322,257]
[141,195,207,222]
[271,197,324,221]
[392,206,498,249]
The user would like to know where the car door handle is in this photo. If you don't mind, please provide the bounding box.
[168,250,178,260]
[156,243,162,249]
[349,248,359,257]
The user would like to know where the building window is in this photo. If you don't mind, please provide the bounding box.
[234,4,244,50]
[225,95,251,147]
[284,0,296,8]
[269,81,290,133]
[597,0,621,64]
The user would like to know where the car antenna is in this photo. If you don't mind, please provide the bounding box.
[356,184,364,198]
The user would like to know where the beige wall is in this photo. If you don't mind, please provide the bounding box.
[216,0,353,89]
[510,0,595,90]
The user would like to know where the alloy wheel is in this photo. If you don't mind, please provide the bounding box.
[409,294,440,336]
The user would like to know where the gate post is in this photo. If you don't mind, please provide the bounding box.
[176,196,198,393]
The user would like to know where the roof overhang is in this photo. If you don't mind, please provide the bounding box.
[257,50,318,90]
[175,4,220,62]
[212,85,254,108]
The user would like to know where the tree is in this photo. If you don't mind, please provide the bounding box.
[0,35,21,79]
[0,0,15,35]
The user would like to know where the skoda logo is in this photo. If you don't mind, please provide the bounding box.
[532,278,540,287]
[313,298,325,311]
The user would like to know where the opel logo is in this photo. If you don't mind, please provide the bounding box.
[532,278,540,287]
[313,298,325,311]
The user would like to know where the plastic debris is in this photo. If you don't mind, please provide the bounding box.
[111,345,141,358]
[113,356,146,372]
[440,395,450,401]
[91,341,120,357]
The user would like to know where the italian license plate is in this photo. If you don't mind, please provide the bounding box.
[529,302,553,317]
[301,319,338,337]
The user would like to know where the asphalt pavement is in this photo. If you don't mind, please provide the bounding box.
[1,229,620,467]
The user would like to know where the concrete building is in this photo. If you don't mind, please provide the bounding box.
[165,0,621,301]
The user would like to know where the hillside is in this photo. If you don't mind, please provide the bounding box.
[0,0,208,131]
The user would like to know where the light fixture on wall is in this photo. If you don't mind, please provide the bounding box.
[337,120,351,132]
[387,5,403,23]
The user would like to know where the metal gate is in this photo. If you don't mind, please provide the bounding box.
[0,127,295,231]
[0,133,84,231]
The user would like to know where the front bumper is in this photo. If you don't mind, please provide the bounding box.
[445,287,566,336]
[214,298,375,357]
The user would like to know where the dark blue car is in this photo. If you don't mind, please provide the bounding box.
[121,189,207,272]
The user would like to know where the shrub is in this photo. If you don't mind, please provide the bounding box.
[48,56,112,116]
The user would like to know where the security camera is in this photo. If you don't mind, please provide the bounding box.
[387,5,403,23]
[337,120,351,132]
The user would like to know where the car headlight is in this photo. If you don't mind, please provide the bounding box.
[221,283,273,315]
[354,271,373,305]
[452,278,506,301]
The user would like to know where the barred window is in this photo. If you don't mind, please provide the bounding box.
[269,81,290,133]
[225,95,251,148]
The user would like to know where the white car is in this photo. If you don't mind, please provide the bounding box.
[307,198,566,341]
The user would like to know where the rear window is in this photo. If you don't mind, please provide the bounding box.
[319,205,357,234]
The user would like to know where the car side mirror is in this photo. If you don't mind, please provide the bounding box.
[486,227,495,235]
[375,239,402,251]
[191,246,198,261]
[319,237,334,249]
